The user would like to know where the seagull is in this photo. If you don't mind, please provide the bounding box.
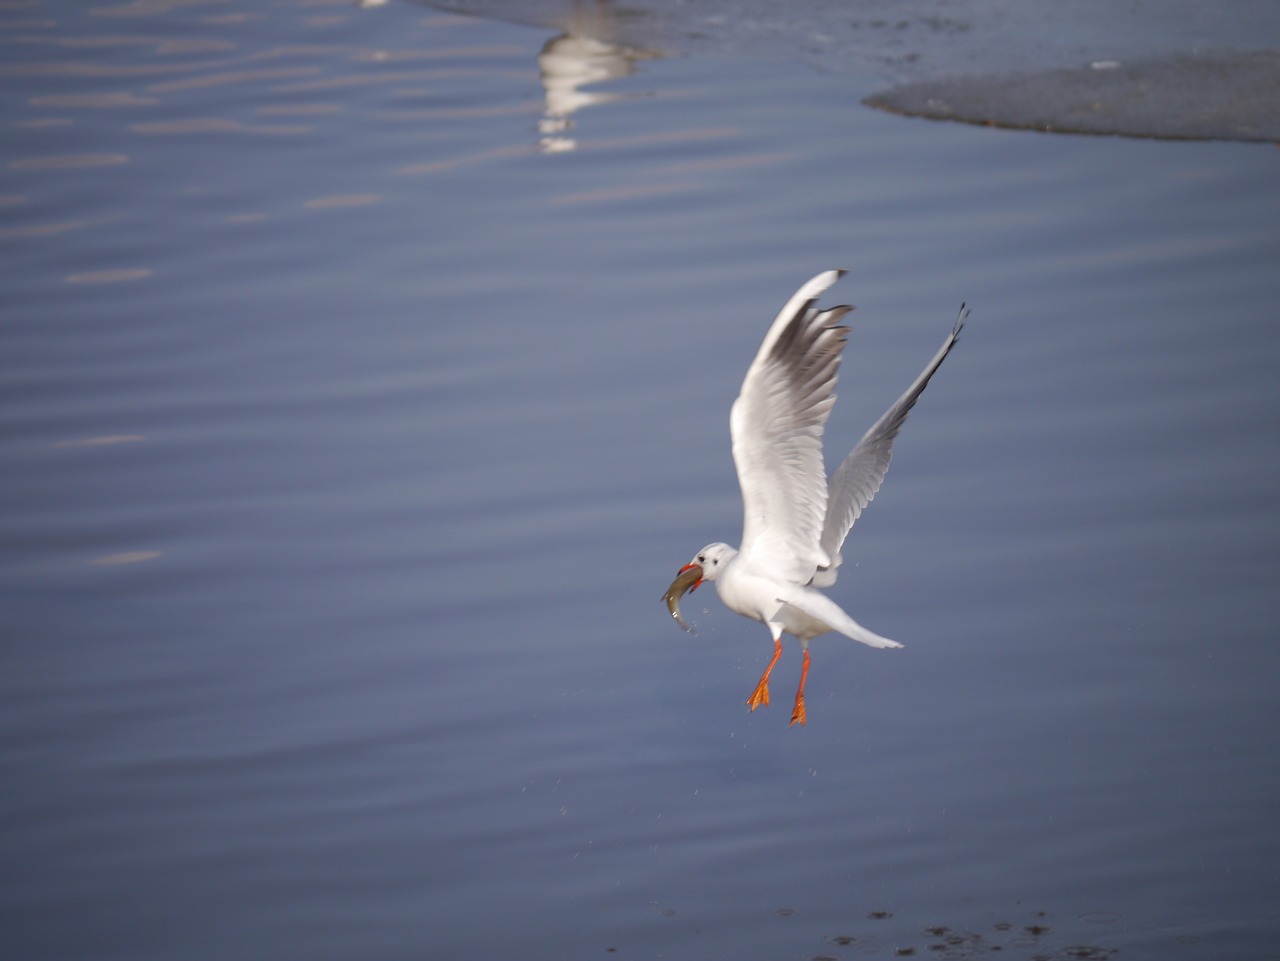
[663,270,965,725]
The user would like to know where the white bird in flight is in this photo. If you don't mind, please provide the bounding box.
[663,270,965,725]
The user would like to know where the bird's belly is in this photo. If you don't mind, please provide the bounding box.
[714,569,774,622]
[776,603,832,640]
[716,570,833,639]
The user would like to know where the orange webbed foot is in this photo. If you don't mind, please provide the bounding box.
[746,680,771,711]
[789,648,811,726]
[789,695,806,726]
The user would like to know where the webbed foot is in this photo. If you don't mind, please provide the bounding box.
[789,694,806,726]
[746,680,771,711]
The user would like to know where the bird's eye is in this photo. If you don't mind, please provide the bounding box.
[697,555,705,563]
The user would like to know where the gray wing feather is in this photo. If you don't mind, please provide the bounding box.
[811,306,967,588]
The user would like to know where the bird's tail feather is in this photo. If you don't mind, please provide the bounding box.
[777,587,903,649]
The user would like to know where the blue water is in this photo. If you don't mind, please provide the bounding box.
[2,3,1279,960]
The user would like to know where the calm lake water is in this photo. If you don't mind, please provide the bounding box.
[3,2,1279,960]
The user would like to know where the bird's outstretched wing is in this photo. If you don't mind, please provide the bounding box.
[811,306,967,588]
[731,270,852,585]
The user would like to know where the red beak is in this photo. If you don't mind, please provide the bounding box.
[678,561,703,592]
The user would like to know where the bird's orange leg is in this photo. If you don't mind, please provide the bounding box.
[789,648,810,726]
[746,637,783,711]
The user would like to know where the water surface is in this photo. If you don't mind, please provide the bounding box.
[2,2,1279,960]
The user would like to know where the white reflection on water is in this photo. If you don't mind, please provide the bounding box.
[90,550,161,566]
[63,268,151,284]
[8,153,129,169]
[535,2,660,151]
[29,92,158,107]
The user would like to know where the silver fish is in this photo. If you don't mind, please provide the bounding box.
[662,563,703,635]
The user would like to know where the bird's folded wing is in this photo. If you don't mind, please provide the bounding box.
[731,270,852,585]
[812,306,967,588]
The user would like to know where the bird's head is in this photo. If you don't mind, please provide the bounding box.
[684,542,735,585]
[661,543,736,634]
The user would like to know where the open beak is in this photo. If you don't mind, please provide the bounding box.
[662,563,704,635]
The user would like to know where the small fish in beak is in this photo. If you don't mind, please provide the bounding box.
[662,562,703,634]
